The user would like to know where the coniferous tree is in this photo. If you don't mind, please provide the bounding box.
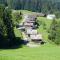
[3,7,15,42]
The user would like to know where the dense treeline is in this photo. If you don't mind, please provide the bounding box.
[0,0,60,13]
[0,5,15,48]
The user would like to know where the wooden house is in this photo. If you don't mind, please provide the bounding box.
[23,22,35,28]
[30,34,43,43]
[26,29,37,35]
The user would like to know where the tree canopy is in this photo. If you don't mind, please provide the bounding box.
[0,0,60,13]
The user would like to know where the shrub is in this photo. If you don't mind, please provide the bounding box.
[48,20,60,45]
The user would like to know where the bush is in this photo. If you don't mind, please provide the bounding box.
[48,20,60,45]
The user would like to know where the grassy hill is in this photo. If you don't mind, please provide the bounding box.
[0,10,60,60]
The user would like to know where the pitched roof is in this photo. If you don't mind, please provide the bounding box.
[25,20,35,23]
[24,22,34,26]
[26,29,37,35]
[30,34,42,40]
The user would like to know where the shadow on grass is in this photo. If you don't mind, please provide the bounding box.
[0,37,29,49]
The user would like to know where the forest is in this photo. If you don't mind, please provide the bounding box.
[0,0,60,13]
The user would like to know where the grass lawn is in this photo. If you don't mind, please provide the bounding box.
[0,44,60,60]
[0,10,60,60]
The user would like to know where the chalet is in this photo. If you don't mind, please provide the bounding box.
[26,29,37,35]
[23,22,34,28]
[30,34,43,43]
[25,20,35,23]
[47,14,56,20]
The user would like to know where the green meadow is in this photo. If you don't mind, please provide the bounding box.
[0,10,60,60]
[0,44,60,60]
